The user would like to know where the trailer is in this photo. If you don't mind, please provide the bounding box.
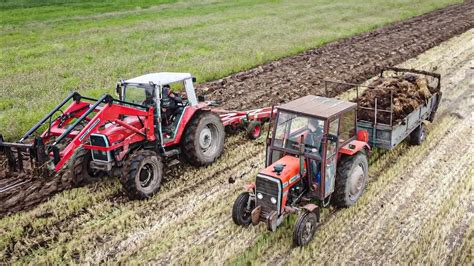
[326,67,442,150]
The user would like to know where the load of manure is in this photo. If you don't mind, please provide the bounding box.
[357,74,438,124]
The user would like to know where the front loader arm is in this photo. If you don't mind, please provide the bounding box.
[51,95,155,171]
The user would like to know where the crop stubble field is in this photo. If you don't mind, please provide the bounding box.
[0,0,473,264]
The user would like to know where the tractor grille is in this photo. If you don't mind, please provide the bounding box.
[89,134,111,162]
[256,175,281,216]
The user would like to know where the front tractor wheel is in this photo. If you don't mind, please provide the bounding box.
[120,150,163,200]
[293,211,318,246]
[182,111,225,166]
[69,147,104,185]
[232,192,255,226]
[333,152,369,208]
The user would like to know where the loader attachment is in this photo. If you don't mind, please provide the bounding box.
[0,135,48,173]
[0,91,83,174]
[0,92,154,177]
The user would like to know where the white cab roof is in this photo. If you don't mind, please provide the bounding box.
[124,72,193,86]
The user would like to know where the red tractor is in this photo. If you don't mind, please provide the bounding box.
[232,95,371,246]
[0,72,277,199]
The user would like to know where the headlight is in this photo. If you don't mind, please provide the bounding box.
[270,197,277,204]
[257,193,263,199]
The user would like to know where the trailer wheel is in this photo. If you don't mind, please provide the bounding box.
[409,123,426,145]
[70,148,104,185]
[293,211,318,246]
[182,111,225,166]
[232,192,255,226]
[247,121,262,140]
[333,152,368,208]
[120,149,163,200]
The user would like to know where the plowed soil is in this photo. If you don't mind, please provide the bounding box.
[200,2,473,109]
[1,1,473,218]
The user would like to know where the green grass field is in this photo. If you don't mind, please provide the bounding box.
[0,0,461,139]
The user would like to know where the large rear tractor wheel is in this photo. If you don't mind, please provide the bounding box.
[232,192,255,226]
[409,123,426,145]
[119,149,163,200]
[182,111,225,166]
[69,147,104,185]
[333,152,368,208]
[293,211,318,246]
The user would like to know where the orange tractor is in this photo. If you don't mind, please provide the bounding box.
[232,95,371,246]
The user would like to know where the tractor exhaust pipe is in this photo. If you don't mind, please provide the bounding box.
[299,134,305,178]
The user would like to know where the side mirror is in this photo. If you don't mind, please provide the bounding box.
[327,134,338,142]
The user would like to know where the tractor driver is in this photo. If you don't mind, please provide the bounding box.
[305,119,324,155]
[161,85,183,129]
[305,119,324,192]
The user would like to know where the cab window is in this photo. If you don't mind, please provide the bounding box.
[339,110,356,143]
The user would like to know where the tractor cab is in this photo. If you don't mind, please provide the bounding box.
[266,95,358,201]
[116,72,199,142]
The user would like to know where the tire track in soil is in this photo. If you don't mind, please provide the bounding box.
[91,146,265,263]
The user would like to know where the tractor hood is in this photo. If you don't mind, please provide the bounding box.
[259,155,302,187]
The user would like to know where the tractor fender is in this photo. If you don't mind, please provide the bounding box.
[302,203,320,222]
[170,103,216,145]
[339,140,371,157]
[168,106,200,144]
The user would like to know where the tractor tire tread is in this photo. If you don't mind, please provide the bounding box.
[293,211,318,246]
[182,111,224,166]
[232,192,252,226]
[333,151,368,208]
[119,149,163,200]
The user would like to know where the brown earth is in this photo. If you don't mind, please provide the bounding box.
[0,2,473,217]
[199,2,473,109]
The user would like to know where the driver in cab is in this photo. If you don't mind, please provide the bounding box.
[304,119,324,195]
[304,119,324,157]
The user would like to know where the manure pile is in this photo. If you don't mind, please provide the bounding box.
[357,75,439,124]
